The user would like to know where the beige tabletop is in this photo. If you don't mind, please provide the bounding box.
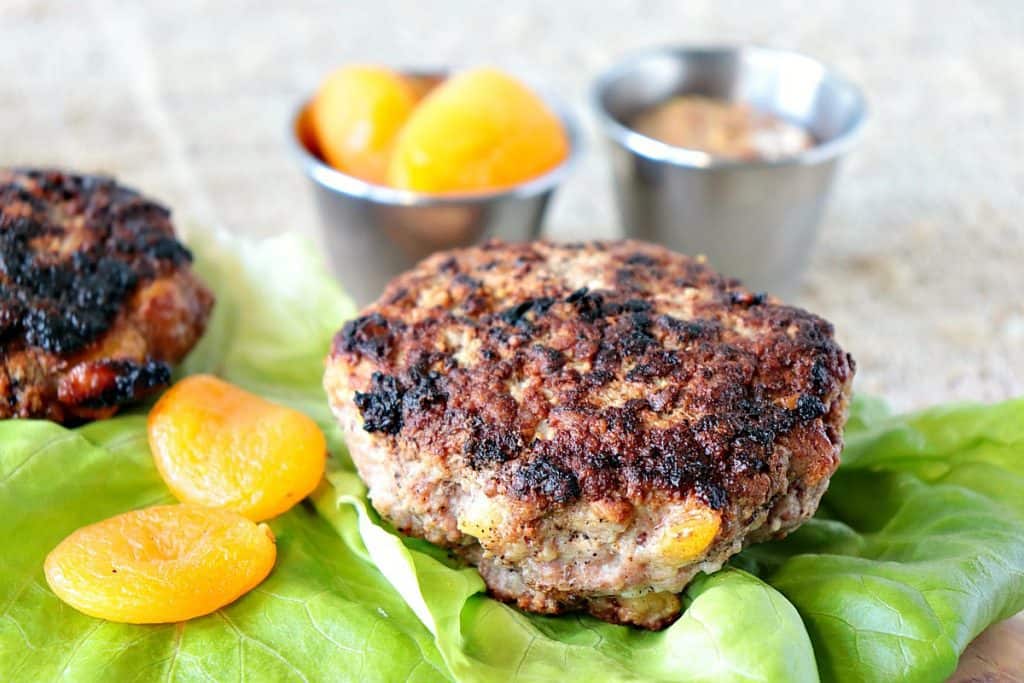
[2,1,1022,679]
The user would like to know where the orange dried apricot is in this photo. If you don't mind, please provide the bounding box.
[44,504,275,624]
[311,65,419,184]
[657,505,722,563]
[388,67,569,193]
[148,375,326,521]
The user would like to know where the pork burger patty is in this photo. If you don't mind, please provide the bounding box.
[325,240,854,629]
[0,169,214,423]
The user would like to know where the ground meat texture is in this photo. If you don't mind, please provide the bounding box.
[324,239,854,629]
[0,169,214,422]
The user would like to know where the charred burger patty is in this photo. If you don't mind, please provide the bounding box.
[0,169,213,423]
[325,240,854,629]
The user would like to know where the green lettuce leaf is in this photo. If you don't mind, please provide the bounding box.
[313,468,818,683]
[742,398,1024,682]
[1,230,1022,682]
[0,230,444,682]
[0,416,449,681]
[180,230,357,457]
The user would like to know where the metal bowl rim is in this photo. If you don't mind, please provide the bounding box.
[590,43,869,170]
[289,72,583,207]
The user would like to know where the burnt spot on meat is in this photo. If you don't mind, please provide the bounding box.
[465,419,524,469]
[658,316,722,343]
[113,200,192,264]
[2,216,141,354]
[0,169,194,354]
[626,349,680,381]
[357,363,448,434]
[354,372,405,434]
[634,446,690,490]
[529,344,565,374]
[565,287,607,323]
[337,313,398,360]
[511,456,581,504]
[58,359,171,410]
[615,268,640,287]
[794,394,828,421]
[604,399,648,434]
[129,233,190,262]
[499,297,554,330]
[627,436,733,510]
[0,292,20,338]
[533,297,555,315]
[589,299,651,323]
[402,368,447,414]
[809,359,830,392]
[597,301,624,317]
[590,312,658,375]
[453,272,482,291]
[727,423,774,474]
[696,481,728,510]
[583,368,616,388]
[621,313,656,355]
[499,301,533,326]
[729,291,768,307]
[585,451,621,470]
[624,252,657,266]
[623,299,652,313]
[565,287,588,303]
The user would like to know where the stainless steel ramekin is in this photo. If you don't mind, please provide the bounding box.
[592,45,867,295]
[291,75,581,306]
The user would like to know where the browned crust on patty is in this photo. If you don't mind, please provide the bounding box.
[0,168,214,422]
[326,239,854,627]
[330,240,853,513]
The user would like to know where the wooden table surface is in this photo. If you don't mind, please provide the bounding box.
[2,1,1022,679]
[951,615,1024,682]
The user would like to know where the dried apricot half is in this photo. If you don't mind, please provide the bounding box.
[44,504,275,623]
[388,67,569,193]
[148,375,326,521]
[311,65,419,184]
[656,504,722,563]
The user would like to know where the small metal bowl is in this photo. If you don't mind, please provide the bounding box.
[592,45,867,295]
[291,74,582,306]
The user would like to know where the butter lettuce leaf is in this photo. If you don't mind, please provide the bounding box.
[742,398,1024,682]
[0,233,440,681]
[0,416,449,681]
[1,231,1022,682]
[313,468,818,683]
[180,230,357,457]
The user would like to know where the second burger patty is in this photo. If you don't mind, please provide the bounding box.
[0,169,214,423]
[325,239,854,629]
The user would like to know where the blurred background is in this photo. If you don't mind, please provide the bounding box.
[1,0,1022,410]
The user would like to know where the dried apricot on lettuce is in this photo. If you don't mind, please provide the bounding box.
[311,65,419,184]
[389,67,569,193]
[44,504,275,624]
[148,375,326,521]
